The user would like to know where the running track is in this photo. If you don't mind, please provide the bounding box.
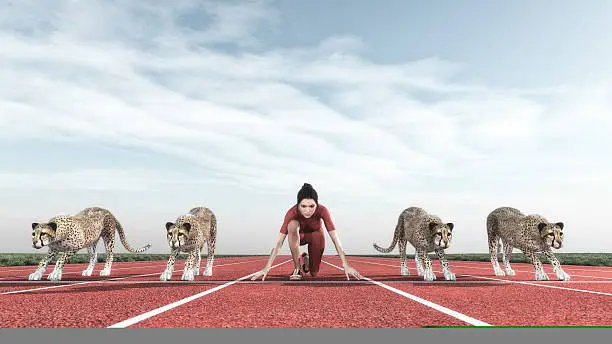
[0,255,610,327]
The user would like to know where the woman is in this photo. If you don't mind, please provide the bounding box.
[251,183,363,281]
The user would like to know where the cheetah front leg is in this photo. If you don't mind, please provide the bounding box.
[435,248,455,281]
[203,239,216,277]
[417,249,436,281]
[398,238,409,276]
[500,241,515,276]
[82,240,99,277]
[29,250,57,280]
[160,248,179,281]
[47,250,77,281]
[193,247,202,276]
[543,249,570,281]
[414,251,425,276]
[524,250,548,281]
[181,249,198,281]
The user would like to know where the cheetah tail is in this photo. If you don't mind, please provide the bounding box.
[208,213,217,256]
[372,216,402,253]
[115,220,152,253]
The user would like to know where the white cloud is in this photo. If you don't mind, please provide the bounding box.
[0,0,610,254]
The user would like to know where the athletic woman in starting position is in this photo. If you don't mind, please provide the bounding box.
[251,183,363,281]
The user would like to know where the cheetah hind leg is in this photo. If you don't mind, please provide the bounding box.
[100,231,116,277]
[398,238,409,276]
[500,240,515,276]
[489,236,505,276]
[82,240,99,277]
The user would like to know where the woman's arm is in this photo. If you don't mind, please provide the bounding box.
[328,230,363,280]
[327,230,349,266]
[251,232,287,281]
[265,232,287,269]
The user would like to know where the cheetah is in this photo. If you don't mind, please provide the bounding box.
[30,207,152,281]
[160,206,217,281]
[373,207,456,281]
[486,206,569,281]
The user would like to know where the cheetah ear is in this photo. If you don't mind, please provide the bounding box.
[446,223,454,231]
[165,222,174,231]
[31,223,38,230]
[428,222,438,230]
[48,222,57,232]
[537,222,547,233]
[183,223,191,231]
[555,222,564,230]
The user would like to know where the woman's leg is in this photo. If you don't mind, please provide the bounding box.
[286,220,302,272]
[307,229,326,277]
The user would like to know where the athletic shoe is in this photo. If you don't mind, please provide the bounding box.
[289,267,302,280]
[301,252,310,273]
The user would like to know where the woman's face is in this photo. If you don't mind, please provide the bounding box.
[298,198,317,218]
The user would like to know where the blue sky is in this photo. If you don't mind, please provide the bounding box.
[1,0,610,254]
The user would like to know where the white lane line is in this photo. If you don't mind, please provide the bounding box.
[0,257,260,278]
[107,259,293,328]
[447,260,612,274]
[459,274,612,297]
[0,258,267,295]
[321,260,492,327]
[347,258,612,297]
[439,262,612,280]
[350,258,612,280]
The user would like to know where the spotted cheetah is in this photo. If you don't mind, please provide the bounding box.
[30,207,152,281]
[160,206,217,281]
[373,207,456,281]
[487,206,569,281]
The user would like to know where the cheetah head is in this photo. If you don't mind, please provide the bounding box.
[430,222,454,249]
[165,221,192,249]
[538,221,564,249]
[31,222,57,249]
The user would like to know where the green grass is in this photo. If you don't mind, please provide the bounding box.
[0,252,610,267]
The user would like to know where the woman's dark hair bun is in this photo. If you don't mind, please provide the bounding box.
[302,183,313,189]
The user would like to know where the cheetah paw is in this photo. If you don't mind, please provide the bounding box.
[99,268,111,277]
[400,265,410,276]
[556,270,570,281]
[28,270,43,281]
[535,270,549,281]
[82,269,93,277]
[202,267,213,277]
[505,268,516,276]
[160,270,173,281]
[181,269,195,281]
[494,267,506,276]
[444,271,456,281]
[423,270,436,281]
[47,270,63,281]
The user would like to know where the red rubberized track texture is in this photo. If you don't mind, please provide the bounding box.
[0,255,611,328]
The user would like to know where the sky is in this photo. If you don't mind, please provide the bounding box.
[1,0,611,255]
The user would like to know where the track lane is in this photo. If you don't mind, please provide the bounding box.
[339,256,612,326]
[126,256,481,328]
[0,257,277,327]
[0,257,267,294]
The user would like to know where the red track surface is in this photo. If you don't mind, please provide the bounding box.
[0,255,610,327]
